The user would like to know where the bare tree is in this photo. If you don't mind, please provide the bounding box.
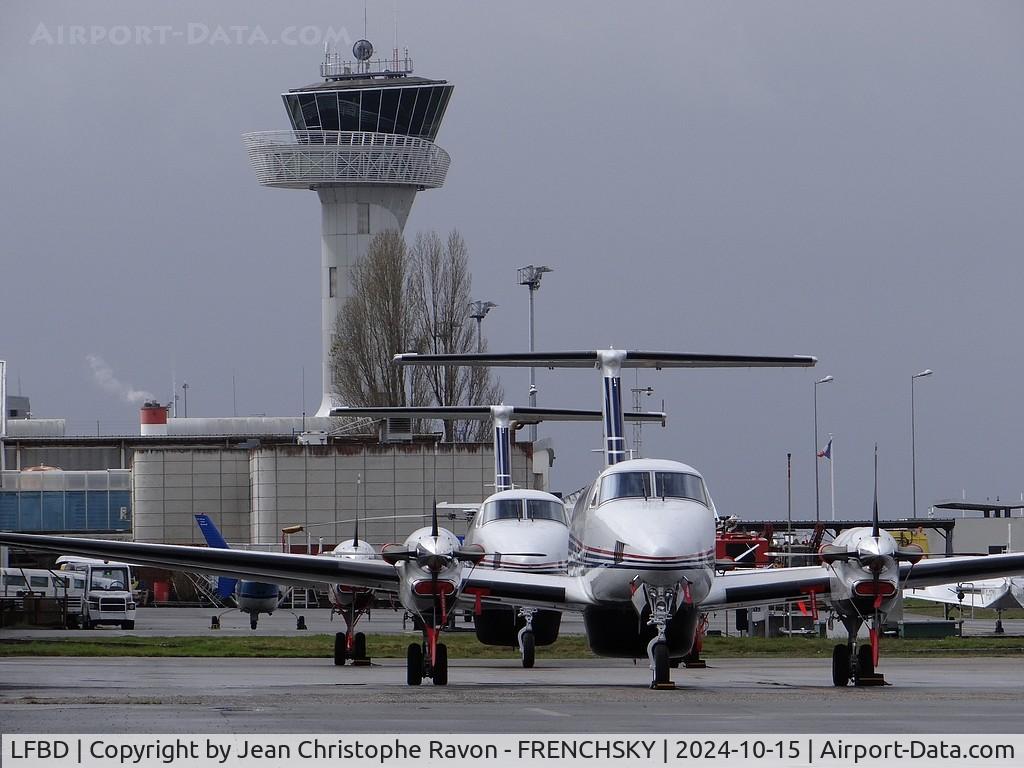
[329,231,427,409]
[331,229,501,440]
[409,230,502,441]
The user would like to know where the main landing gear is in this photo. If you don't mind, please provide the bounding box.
[831,614,885,687]
[407,626,448,686]
[331,595,372,667]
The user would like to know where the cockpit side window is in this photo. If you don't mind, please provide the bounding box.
[480,499,521,525]
[525,499,568,525]
[599,472,652,504]
[654,472,707,506]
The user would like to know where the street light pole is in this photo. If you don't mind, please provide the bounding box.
[813,375,834,523]
[911,369,934,519]
[518,265,552,442]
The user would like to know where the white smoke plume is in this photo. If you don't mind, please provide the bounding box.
[87,354,155,404]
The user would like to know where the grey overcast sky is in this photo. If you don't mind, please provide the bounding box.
[2,1,1022,522]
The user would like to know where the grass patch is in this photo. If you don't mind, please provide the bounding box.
[2,634,1023,659]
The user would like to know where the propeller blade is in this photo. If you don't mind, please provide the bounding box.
[819,544,855,564]
[872,444,880,538]
[456,545,486,564]
[431,498,439,539]
[896,545,924,564]
[381,546,413,565]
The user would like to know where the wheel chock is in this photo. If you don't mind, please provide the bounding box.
[854,673,888,687]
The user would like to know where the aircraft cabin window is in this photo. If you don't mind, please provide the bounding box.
[525,499,567,525]
[654,472,707,506]
[480,498,521,525]
[599,472,652,504]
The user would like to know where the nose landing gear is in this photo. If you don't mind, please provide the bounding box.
[831,614,886,687]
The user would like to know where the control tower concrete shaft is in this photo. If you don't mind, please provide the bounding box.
[244,44,452,416]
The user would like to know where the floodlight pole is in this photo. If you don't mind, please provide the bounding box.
[468,300,497,353]
[911,369,933,519]
[813,375,833,522]
[518,265,552,442]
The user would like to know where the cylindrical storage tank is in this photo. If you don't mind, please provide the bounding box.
[140,402,168,436]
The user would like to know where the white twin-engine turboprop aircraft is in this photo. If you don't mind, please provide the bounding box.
[331,404,666,671]
[5,350,1024,689]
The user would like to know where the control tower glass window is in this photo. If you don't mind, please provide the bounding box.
[282,83,453,140]
[359,90,381,131]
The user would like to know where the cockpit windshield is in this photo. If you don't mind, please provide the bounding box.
[599,470,707,507]
[479,499,521,525]
[598,472,652,503]
[525,499,567,524]
[654,472,707,505]
[479,497,568,526]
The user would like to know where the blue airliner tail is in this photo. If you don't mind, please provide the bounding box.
[194,514,237,599]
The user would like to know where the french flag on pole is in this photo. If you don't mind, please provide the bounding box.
[817,437,832,460]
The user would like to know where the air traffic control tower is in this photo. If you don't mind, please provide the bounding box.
[244,41,452,416]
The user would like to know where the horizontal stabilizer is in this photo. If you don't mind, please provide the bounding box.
[394,351,816,370]
[331,405,665,424]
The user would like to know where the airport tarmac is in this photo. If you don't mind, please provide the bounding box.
[1,606,1017,639]
[2,655,1023,733]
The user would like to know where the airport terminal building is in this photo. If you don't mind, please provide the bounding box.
[0,408,547,552]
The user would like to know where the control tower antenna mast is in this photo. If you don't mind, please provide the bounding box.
[244,39,453,416]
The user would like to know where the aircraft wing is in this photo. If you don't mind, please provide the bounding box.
[0,532,399,592]
[904,581,1022,611]
[701,566,832,610]
[900,553,1024,588]
[702,553,1024,611]
[460,568,594,612]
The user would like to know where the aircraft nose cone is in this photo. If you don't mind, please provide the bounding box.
[416,538,453,573]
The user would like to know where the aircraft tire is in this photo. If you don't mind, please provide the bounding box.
[832,645,851,687]
[407,643,423,686]
[521,631,535,668]
[334,633,347,666]
[433,643,448,686]
[250,616,258,631]
[856,644,874,680]
[353,632,367,659]
[652,642,670,686]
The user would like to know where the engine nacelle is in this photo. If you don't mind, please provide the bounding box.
[473,608,562,647]
[583,605,698,658]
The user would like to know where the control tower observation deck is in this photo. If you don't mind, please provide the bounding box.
[243,42,453,416]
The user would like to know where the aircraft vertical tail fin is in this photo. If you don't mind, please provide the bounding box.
[193,515,237,599]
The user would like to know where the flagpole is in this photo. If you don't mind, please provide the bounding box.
[829,433,836,522]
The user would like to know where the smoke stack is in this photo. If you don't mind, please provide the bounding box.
[140,401,169,436]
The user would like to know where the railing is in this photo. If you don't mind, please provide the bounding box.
[320,53,414,80]
[243,130,450,189]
